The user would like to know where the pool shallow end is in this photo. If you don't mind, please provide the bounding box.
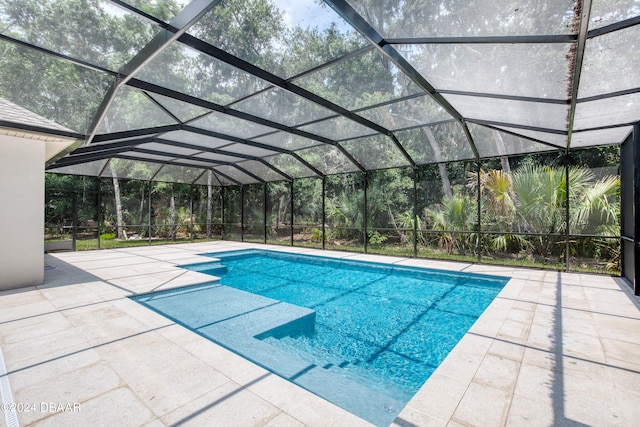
[132,282,408,426]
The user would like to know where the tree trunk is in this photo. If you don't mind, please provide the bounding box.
[422,127,454,198]
[388,204,408,244]
[170,186,176,240]
[373,10,454,199]
[206,170,212,238]
[112,175,125,239]
[277,193,290,228]
[401,89,454,199]
[105,116,126,239]
[138,184,145,225]
[493,132,512,175]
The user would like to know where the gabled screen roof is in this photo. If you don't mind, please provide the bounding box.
[0,0,637,184]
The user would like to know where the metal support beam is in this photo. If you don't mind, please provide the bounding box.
[462,121,480,160]
[180,124,299,153]
[258,159,292,182]
[466,118,568,135]
[324,0,481,161]
[0,119,83,142]
[620,140,630,283]
[221,185,225,240]
[437,89,569,105]
[386,35,577,44]
[634,123,640,295]
[322,176,326,251]
[97,178,102,250]
[228,164,266,184]
[578,86,640,103]
[48,146,133,168]
[148,180,152,245]
[290,180,294,247]
[72,192,78,251]
[127,80,364,174]
[46,69,333,180]
[474,122,567,151]
[0,33,118,78]
[178,33,395,139]
[565,155,571,272]
[566,0,593,151]
[92,124,180,142]
[240,185,245,242]
[72,135,290,182]
[74,137,152,153]
[128,147,267,183]
[116,154,227,174]
[191,169,207,186]
[291,153,325,178]
[85,0,221,145]
[477,161,482,263]
[413,167,418,258]
[190,184,194,242]
[363,171,368,254]
[389,134,416,168]
[281,45,376,82]
[145,92,183,124]
[587,15,640,38]
[98,159,112,178]
[107,0,170,29]
[264,183,268,244]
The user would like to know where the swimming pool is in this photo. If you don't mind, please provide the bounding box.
[132,249,508,426]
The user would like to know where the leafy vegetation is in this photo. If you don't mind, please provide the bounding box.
[45,145,621,274]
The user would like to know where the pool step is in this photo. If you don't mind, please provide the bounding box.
[201,264,228,276]
[260,336,415,403]
[255,315,315,340]
[259,335,408,426]
[181,261,228,276]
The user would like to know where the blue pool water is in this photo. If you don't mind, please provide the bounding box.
[132,249,508,425]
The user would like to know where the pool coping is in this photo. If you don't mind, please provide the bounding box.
[1,241,639,426]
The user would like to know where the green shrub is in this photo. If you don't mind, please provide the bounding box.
[367,230,387,246]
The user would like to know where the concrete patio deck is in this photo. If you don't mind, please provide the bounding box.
[1,241,639,426]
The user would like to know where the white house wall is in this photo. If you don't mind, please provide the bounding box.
[0,134,45,290]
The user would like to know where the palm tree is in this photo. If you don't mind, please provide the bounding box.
[511,164,619,259]
[326,191,363,241]
[394,210,426,246]
[470,169,515,217]
[512,164,565,235]
[426,194,476,254]
[571,175,620,235]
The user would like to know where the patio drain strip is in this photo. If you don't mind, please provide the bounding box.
[0,346,19,427]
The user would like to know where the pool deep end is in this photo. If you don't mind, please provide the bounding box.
[131,250,508,426]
